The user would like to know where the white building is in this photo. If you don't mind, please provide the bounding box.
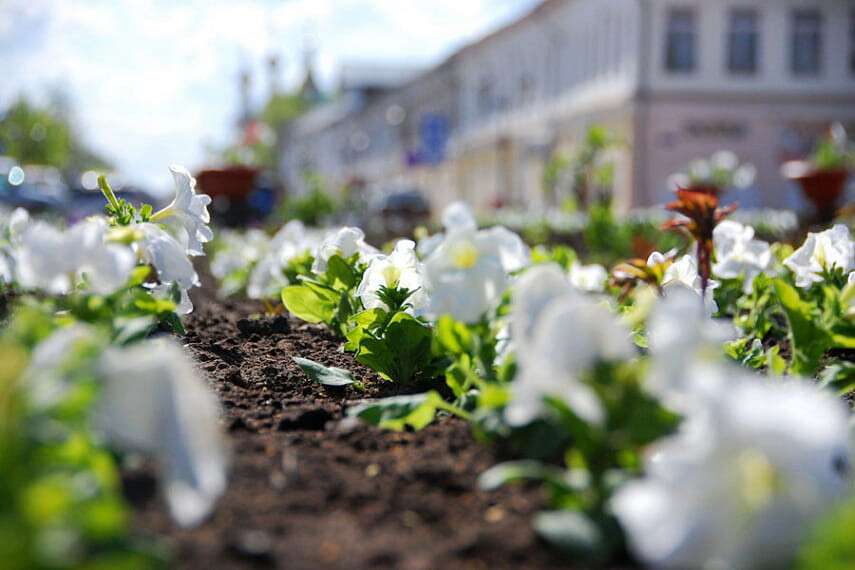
[280,0,855,214]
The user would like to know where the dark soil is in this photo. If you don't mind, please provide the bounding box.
[128,288,616,570]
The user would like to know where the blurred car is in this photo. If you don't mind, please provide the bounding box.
[368,188,430,239]
[0,163,69,213]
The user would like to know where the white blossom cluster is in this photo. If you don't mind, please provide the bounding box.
[0,166,211,314]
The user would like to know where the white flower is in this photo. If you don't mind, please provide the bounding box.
[441,201,478,233]
[311,226,377,274]
[97,338,227,528]
[7,207,29,244]
[25,323,102,408]
[424,224,528,324]
[210,229,268,281]
[612,378,853,570]
[356,239,430,313]
[510,264,573,351]
[0,255,10,284]
[137,223,199,290]
[17,219,136,295]
[146,282,194,315]
[713,220,772,292]
[505,265,635,427]
[646,288,736,411]
[246,221,313,300]
[151,165,213,257]
[688,159,712,182]
[661,254,719,315]
[418,201,478,258]
[711,150,739,172]
[733,163,757,188]
[784,225,854,288]
[569,262,608,293]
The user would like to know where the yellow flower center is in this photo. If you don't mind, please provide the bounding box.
[451,241,479,269]
[382,265,401,288]
[736,449,780,512]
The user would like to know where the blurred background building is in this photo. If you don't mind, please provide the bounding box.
[278,0,855,215]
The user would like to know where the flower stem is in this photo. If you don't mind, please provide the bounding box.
[98,175,120,211]
[149,205,172,222]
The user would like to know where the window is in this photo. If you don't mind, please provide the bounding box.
[791,9,823,75]
[477,76,494,118]
[728,8,759,73]
[665,8,697,72]
[850,8,855,74]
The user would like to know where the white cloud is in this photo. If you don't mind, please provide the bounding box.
[0,0,537,194]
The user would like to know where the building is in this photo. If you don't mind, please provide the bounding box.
[280,0,855,214]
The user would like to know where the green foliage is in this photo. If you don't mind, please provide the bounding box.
[531,245,577,270]
[771,276,852,377]
[0,96,109,172]
[347,390,469,431]
[798,497,855,570]
[276,174,337,226]
[0,98,72,168]
[0,308,163,569]
[354,313,439,384]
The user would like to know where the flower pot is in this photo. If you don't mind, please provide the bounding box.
[195,166,258,200]
[782,160,849,223]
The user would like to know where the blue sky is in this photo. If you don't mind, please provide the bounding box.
[0,0,538,195]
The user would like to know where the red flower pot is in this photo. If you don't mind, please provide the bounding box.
[782,160,849,222]
[195,166,258,201]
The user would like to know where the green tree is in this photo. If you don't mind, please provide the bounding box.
[0,97,73,168]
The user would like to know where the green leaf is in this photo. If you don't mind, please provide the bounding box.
[292,356,354,387]
[435,316,472,355]
[281,284,337,324]
[325,254,357,291]
[356,314,433,384]
[127,265,151,287]
[533,510,603,558]
[773,279,833,376]
[348,391,444,431]
[478,460,565,491]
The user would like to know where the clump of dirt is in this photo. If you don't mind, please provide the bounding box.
[128,292,625,569]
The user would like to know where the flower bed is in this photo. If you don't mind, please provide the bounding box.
[129,295,586,569]
[1,153,853,570]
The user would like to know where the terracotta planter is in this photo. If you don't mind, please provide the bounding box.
[195,166,258,200]
[782,160,849,222]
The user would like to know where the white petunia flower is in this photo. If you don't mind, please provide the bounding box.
[505,265,635,427]
[97,338,227,528]
[25,323,102,408]
[424,231,507,323]
[311,226,378,274]
[713,220,772,292]
[612,378,854,570]
[137,223,199,290]
[418,201,478,258]
[660,254,719,316]
[7,207,29,244]
[210,229,268,281]
[569,262,608,293]
[356,239,430,314]
[146,282,194,315]
[424,224,528,324]
[246,221,314,300]
[784,225,854,288]
[441,201,478,233]
[16,219,135,296]
[151,165,213,256]
[646,288,736,411]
